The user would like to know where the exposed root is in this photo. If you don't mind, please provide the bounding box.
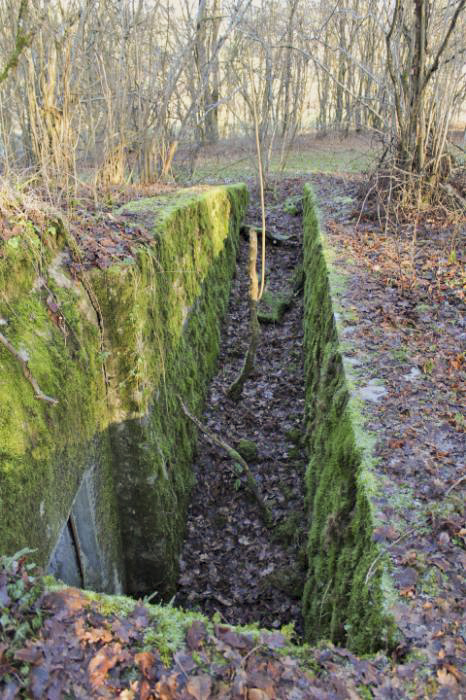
[0,331,58,405]
[178,395,272,525]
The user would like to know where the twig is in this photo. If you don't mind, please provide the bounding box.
[365,526,418,585]
[241,644,263,667]
[445,474,466,496]
[356,183,377,228]
[366,475,466,586]
[177,395,272,524]
[0,331,58,405]
[247,58,266,301]
[228,229,260,400]
[439,182,466,211]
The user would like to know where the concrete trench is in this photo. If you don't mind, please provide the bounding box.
[0,184,394,654]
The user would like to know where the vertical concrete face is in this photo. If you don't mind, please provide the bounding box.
[301,184,395,653]
[0,185,248,596]
[47,467,122,592]
[48,520,83,588]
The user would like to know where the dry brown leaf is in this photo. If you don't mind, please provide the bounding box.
[139,679,154,700]
[154,673,179,700]
[88,643,122,687]
[60,588,90,613]
[186,621,207,651]
[13,645,42,663]
[76,619,113,646]
[445,664,463,682]
[399,586,415,598]
[186,674,212,700]
[437,667,457,687]
[134,651,156,679]
[86,627,113,644]
[247,690,269,700]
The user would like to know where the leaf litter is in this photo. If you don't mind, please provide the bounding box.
[176,178,309,631]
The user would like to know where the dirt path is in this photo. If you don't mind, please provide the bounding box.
[175,178,309,631]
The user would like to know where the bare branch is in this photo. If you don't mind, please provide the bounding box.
[0,331,58,405]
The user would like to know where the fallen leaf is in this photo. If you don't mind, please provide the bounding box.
[79,623,113,645]
[245,671,275,697]
[14,645,42,663]
[347,690,362,700]
[388,439,405,449]
[134,651,156,679]
[373,526,399,542]
[438,531,450,549]
[437,667,457,687]
[59,588,89,613]
[399,586,415,598]
[260,631,286,649]
[186,674,212,700]
[186,621,207,651]
[30,666,49,699]
[88,644,122,687]
[215,625,251,649]
[154,673,179,700]
[174,650,197,673]
[445,664,463,682]
[139,679,153,700]
[247,690,269,700]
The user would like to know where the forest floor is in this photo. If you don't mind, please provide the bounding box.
[0,138,465,697]
[176,177,309,631]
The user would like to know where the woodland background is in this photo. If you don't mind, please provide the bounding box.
[0,0,464,210]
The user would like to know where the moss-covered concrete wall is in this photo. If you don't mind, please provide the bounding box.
[301,184,395,653]
[0,185,247,597]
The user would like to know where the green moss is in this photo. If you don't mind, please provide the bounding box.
[272,512,306,550]
[0,264,111,569]
[301,184,395,653]
[88,185,248,597]
[419,567,448,597]
[0,184,248,599]
[143,604,208,665]
[236,439,258,461]
[283,196,302,216]
[257,288,293,323]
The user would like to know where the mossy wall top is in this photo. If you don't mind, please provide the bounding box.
[301,184,395,653]
[0,185,248,596]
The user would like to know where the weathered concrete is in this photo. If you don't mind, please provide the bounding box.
[0,185,248,596]
[301,184,396,653]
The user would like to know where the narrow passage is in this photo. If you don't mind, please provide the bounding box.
[176,178,308,631]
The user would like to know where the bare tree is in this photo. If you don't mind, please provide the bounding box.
[385,0,465,198]
[0,0,40,85]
